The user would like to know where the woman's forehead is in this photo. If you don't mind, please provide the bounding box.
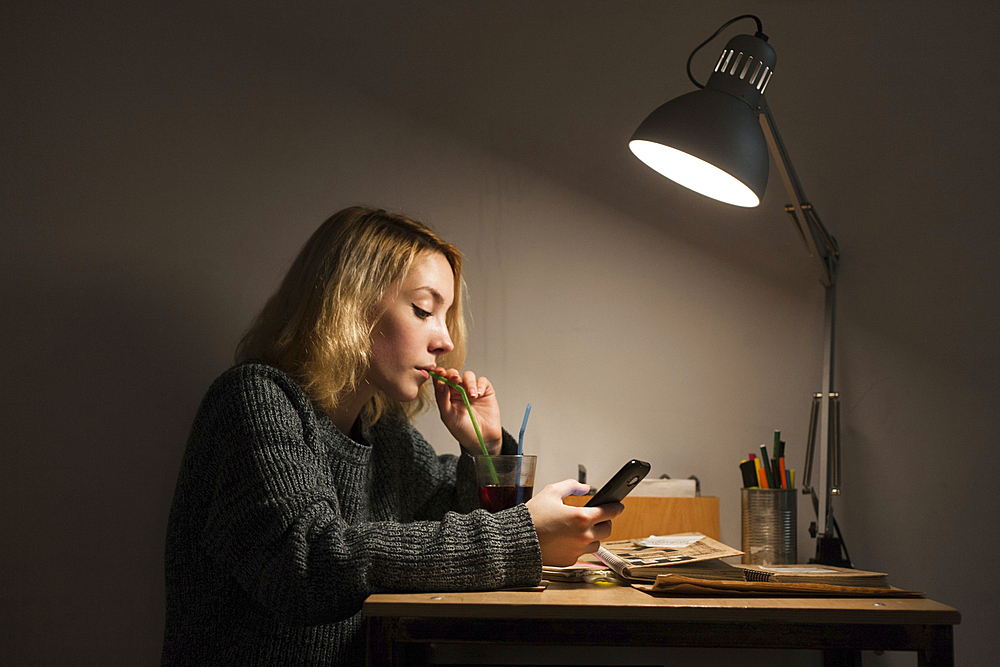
[400,251,455,305]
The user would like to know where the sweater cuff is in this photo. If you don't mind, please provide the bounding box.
[493,502,543,587]
[499,429,519,455]
[460,428,518,457]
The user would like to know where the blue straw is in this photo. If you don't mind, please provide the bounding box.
[518,403,532,455]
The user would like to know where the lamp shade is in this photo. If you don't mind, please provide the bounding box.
[629,33,776,207]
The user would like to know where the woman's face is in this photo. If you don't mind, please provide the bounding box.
[367,251,456,402]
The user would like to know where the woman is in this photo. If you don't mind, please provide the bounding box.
[161,207,621,666]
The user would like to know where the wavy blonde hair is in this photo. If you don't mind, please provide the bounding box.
[236,206,467,424]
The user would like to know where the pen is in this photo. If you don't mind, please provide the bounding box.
[773,433,784,489]
[740,459,758,488]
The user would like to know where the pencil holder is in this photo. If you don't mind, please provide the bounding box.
[741,488,797,565]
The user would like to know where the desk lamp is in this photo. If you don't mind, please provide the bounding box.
[628,15,851,567]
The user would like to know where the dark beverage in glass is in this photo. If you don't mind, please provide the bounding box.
[478,484,533,512]
[475,455,537,512]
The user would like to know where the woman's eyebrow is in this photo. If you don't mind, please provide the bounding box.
[412,285,446,305]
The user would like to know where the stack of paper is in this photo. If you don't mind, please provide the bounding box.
[629,478,698,497]
[594,534,922,597]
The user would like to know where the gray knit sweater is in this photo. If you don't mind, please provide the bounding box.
[162,362,542,666]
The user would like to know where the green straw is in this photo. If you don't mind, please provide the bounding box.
[429,371,499,485]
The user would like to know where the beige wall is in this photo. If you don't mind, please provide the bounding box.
[3,2,995,666]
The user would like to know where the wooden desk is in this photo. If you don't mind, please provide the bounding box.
[364,581,960,666]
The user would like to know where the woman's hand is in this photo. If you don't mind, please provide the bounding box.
[432,367,502,455]
[525,480,624,567]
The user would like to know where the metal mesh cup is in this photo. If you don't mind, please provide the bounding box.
[741,488,797,565]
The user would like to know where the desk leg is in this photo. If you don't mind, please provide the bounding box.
[367,617,395,667]
[367,617,432,667]
[918,625,954,667]
[822,649,862,667]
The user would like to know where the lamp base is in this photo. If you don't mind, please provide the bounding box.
[809,535,853,568]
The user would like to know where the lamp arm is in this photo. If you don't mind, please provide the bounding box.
[758,97,839,289]
[758,97,845,554]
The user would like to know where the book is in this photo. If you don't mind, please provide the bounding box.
[596,533,743,582]
[632,561,921,598]
[734,564,890,587]
[637,575,924,598]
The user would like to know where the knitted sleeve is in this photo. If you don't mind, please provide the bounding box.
[195,365,541,626]
[376,416,520,521]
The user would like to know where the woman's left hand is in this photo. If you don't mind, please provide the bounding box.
[431,367,502,455]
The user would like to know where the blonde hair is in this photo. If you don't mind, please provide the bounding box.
[236,206,467,424]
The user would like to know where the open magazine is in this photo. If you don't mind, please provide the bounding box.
[542,533,738,583]
[595,533,743,581]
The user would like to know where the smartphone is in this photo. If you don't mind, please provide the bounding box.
[584,459,651,507]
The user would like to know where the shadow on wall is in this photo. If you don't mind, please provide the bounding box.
[2,250,231,664]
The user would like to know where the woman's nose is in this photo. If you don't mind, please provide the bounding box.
[431,323,454,355]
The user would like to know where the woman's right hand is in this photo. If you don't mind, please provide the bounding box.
[525,479,624,567]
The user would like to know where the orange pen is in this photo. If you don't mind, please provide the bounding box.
[757,465,769,489]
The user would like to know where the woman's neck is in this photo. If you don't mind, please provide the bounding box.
[329,388,373,439]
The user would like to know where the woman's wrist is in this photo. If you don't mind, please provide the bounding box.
[462,437,501,456]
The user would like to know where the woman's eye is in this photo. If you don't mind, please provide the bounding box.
[412,304,432,320]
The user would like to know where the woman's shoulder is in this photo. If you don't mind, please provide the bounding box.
[187,361,336,452]
[200,360,312,420]
[211,359,298,389]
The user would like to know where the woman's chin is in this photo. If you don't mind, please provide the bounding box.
[388,384,422,404]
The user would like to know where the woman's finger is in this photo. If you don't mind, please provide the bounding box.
[461,370,478,398]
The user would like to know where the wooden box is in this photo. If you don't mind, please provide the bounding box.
[563,495,719,540]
